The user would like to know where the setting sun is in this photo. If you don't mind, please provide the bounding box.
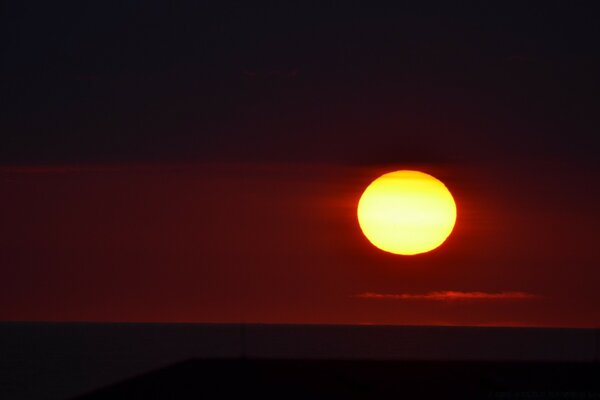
[357,170,457,255]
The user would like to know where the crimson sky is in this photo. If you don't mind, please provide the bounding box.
[1,160,599,327]
[1,3,600,327]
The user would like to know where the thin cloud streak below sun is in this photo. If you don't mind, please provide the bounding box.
[357,291,541,301]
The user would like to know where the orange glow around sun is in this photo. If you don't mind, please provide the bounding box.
[357,170,457,255]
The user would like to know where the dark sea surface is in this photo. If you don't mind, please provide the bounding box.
[1,323,599,399]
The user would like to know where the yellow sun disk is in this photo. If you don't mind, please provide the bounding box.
[357,171,457,255]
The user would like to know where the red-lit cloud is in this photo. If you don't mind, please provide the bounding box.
[356,291,540,301]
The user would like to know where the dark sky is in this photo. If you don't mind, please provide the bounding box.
[1,2,599,327]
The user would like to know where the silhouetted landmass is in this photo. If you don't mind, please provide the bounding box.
[1,323,599,399]
[77,359,600,399]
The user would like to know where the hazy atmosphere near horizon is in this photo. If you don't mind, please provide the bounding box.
[2,2,600,329]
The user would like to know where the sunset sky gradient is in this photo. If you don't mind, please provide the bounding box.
[1,2,599,327]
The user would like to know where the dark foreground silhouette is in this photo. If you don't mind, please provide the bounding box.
[77,359,600,399]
